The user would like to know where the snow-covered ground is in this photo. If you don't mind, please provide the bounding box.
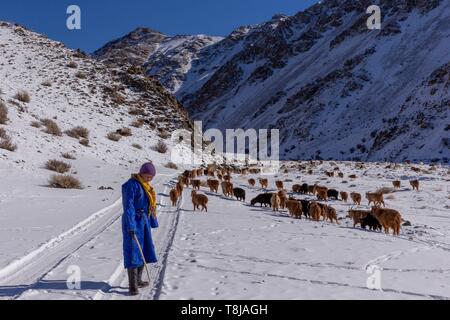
[159,161,450,300]
[0,160,449,300]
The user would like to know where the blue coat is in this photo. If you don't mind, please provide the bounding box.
[121,178,158,269]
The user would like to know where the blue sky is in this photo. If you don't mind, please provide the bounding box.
[0,0,317,53]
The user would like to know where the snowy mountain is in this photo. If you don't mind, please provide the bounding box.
[95,0,450,163]
[93,28,222,93]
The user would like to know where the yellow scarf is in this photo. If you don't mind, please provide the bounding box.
[133,174,157,218]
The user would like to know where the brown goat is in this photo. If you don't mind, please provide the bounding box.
[340,191,349,203]
[286,199,302,219]
[316,189,328,201]
[191,190,208,212]
[292,184,302,193]
[366,192,385,207]
[170,188,179,207]
[259,178,269,189]
[275,180,284,190]
[180,176,190,188]
[191,179,201,190]
[248,178,256,187]
[207,179,220,193]
[221,181,234,197]
[271,194,281,212]
[176,182,184,196]
[392,180,401,189]
[350,192,362,205]
[347,209,370,228]
[309,202,323,222]
[314,185,328,195]
[323,206,339,224]
[410,180,420,191]
[371,207,402,235]
[278,190,287,210]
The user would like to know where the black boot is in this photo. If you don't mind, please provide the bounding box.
[137,266,149,288]
[127,268,139,296]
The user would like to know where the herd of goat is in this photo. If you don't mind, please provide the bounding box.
[169,165,421,236]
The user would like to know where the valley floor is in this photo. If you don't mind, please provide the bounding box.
[0,161,449,300]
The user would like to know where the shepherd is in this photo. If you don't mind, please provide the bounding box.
[122,162,159,296]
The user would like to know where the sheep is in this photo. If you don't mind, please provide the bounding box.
[207,179,220,193]
[191,190,208,212]
[366,192,385,207]
[259,178,269,189]
[248,178,256,187]
[350,192,362,205]
[275,180,284,190]
[340,191,348,202]
[347,209,371,228]
[410,180,420,191]
[392,180,401,189]
[327,189,339,200]
[286,199,302,219]
[370,207,402,235]
[250,193,273,207]
[191,179,201,190]
[271,193,281,212]
[233,188,246,202]
[170,188,179,207]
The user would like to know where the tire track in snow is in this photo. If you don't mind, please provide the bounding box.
[0,173,179,300]
[0,199,123,294]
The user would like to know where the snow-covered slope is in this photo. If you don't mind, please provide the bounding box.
[93,28,222,93]
[95,0,450,162]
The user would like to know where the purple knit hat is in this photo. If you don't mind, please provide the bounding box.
[139,161,156,176]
